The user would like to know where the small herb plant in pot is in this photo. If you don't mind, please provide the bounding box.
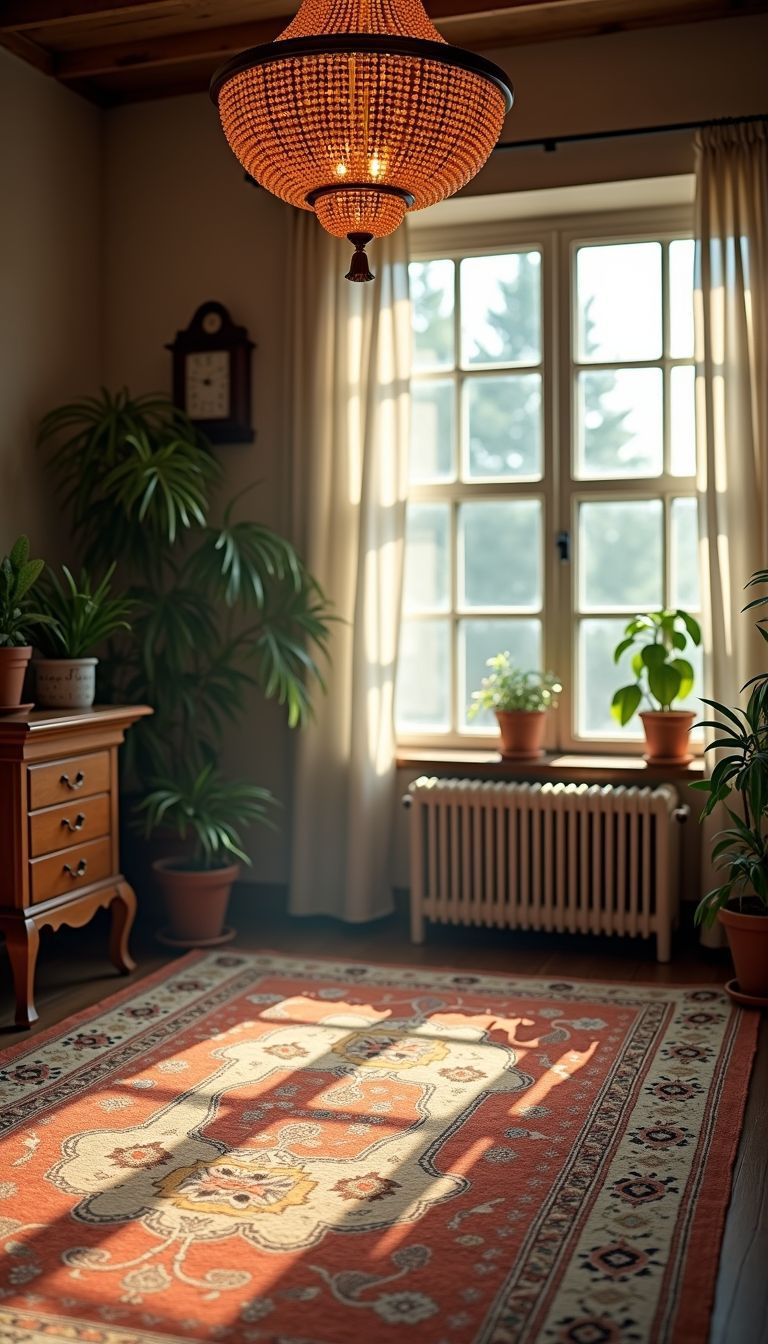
[0,536,54,709]
[693,569,768,1003]
[611,609,702,764]
[136,762,276,947]
[469,653,562,760]
[32,564,133,709]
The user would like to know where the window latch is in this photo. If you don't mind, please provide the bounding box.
[556,530,571,563]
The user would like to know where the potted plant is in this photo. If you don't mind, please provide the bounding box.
[136,762,275,946]
[31,564,133,709]
[0,536,55,710]
[693,568,768,1003]
[611,609,702,764]
[39,389,332,930]
[468,653,562,760]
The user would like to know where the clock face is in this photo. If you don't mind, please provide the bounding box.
[185,350,230,420]
[202,310,223,335]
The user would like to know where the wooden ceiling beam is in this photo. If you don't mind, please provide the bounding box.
[53,0,591,80]
[0,28,55,71]
[55,17,285,77]
[0,0,178,30]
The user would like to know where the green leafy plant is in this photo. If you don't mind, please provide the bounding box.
[469,653,562,716]
[39,389,333,859]
[610,609,702,726]
[693,569,768,926]
[32,564,133,659]
[135,762,276,870]
[0,536,55,647]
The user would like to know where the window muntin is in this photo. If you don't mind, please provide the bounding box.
[397,216,700,751]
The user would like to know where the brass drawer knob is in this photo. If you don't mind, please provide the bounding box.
[63,859,88,879]
[61,813,86,833]
[61,771,85,791]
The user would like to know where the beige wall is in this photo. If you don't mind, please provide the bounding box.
[0,49,101,565]
[469,13,768,196]
[102,94,294,882]
[99,12,768,890]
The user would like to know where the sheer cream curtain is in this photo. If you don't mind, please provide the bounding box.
[287,217,411,921]
[695,122,768,922]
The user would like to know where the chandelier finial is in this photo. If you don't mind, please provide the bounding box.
[345,233,375,283]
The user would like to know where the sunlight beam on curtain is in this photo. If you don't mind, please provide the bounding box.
[694,121,768,931]
[288,221,411,921]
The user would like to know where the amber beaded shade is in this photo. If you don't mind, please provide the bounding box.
[313,187,409,238]
[277,0,445,42]
[211,0,513,275]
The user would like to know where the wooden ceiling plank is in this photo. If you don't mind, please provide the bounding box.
[0,0,183,32]
[426,0,601,17]
[56,15,285,75]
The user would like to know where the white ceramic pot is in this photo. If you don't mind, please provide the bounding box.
[35,658,98,709]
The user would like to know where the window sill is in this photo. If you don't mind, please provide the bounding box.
[396,748,704,783]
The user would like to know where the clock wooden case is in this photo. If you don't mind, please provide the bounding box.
[167,301,255,445]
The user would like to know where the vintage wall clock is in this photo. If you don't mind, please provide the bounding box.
[167,301,255,444]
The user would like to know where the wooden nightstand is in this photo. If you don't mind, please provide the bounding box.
[0,705,152,1028]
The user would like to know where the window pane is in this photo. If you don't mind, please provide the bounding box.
[670,239,695,358]
[410,260,454,371]
[579,499,663,610]
[465,374,542,481]
[576,242,662,362]
[461,252,541,368]
[576,368,663,478]
[403,503,450,613]
[410,380,454,483]
[459,500,542,610]
[395,619,451,731]
[670,365,696,477]
[671,497,701,609]
[579,618,643,738]
[460,618,542,731]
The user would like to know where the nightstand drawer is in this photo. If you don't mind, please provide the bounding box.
[29,794,111,859]
[28,751,110,809]
[30,837,113,905]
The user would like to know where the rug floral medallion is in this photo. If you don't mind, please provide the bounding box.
[0,953,757,1344]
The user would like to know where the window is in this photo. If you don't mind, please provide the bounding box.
[395,209,701,751]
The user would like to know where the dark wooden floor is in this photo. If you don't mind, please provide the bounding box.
[1,898,765,1344]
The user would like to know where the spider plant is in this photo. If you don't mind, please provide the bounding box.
[32,564,133,659]
[136,762,276,870]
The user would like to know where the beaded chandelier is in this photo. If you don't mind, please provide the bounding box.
[211,0,514,281]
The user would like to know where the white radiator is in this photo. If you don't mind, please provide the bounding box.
[406,777,682,962]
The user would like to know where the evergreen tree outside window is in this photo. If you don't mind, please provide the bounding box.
[396,212,700,750]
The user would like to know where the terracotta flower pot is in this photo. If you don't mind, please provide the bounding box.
[0,646,32,708]
[35,657,98,709]
[719,905,768,1000]
[640,710,696,765]
[151,857,240,947]
[495,709,546,761]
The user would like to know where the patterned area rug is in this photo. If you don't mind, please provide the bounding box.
[0,952,757,1344]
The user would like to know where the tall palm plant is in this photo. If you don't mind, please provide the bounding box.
[38,389,332,828]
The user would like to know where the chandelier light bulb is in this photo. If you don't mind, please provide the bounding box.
[211,0,514,281]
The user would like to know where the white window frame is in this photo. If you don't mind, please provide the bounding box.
[401,203,701,755]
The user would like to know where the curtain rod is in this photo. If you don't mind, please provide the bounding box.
[494,112,768,154]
